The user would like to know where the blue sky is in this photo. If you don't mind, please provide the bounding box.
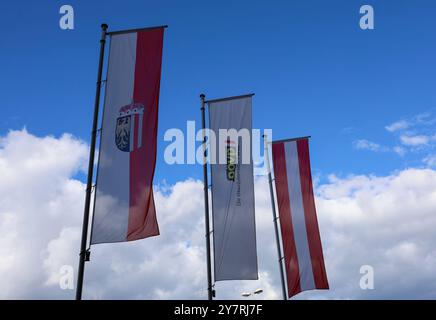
[1,0,436,184]
[2,0,436,301]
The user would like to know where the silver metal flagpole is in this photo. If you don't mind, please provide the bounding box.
[75,23,108,301]
[263,134,287,300]
[200,94,214,300]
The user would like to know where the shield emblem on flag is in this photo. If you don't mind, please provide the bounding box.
[115,103,145,152]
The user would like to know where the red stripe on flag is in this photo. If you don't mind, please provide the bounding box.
[127,28,164,241]
[272,142,301,298]
[296,139,329,289]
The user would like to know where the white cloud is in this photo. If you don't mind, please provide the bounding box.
[352,140,407,157]
[385,120,410,132]
[386,112,436,133]
[381,113,436,163]
[2,130,436,299]
[423,155,436,167]
[314,168,436,299]
[400,135,430,146]
[0,129,88,299]
[352,140,384,152]
[393,146,406,157]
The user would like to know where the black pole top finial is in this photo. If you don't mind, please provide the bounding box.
[101,23,109,30]
[200,93,205,99]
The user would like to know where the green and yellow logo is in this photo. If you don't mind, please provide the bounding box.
[226,140,237,181]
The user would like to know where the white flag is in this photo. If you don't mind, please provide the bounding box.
[208,95,258,281]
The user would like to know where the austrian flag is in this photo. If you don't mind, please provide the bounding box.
[272,138,329,298]
[91,27,165,244]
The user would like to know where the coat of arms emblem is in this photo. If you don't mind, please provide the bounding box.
[115,103,144,152]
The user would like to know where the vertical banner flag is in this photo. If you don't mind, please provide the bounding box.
[272,138,329,297]
[208,95,258,281]
[91,27,165,244]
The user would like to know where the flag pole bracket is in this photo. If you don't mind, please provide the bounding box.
[78,248,91,262]
[85,249,91,262]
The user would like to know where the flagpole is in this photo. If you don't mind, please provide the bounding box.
[75,23,108,300]
[200,93,214,300]
[263,134,287,300]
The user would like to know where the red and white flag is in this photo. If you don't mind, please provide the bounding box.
[91,27,165,244]
[272,138,329,298]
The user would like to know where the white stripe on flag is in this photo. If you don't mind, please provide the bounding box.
[284,141,316,291]
[129,114,135,152]
[91,32,137,244]
[137,113,143,149]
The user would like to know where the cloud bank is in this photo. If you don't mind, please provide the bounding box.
[1,129,436,299]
